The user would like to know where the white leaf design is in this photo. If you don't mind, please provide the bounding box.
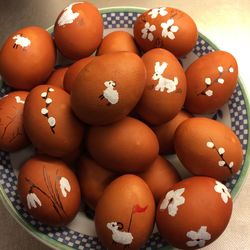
[59,177,71,197]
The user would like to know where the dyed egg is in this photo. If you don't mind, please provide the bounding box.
[156,176,233,249]
[97,31,139,55]
[185,51,238,114]
[95,175,155,250]
[0,91,29,151]
[152,110,192,154]
[18,155,81,226]
[54,2,103,60]
[175,117,243,181]
[46,67,68,88]
[0,26,56,90]
[133,7,198,57]
[136,48,186,125]
[71,52,146,125]
[24,85,84,157]
[139,156,180,202]
[87,117,159,173]
[63,56,94,93]
[77,155,118,209]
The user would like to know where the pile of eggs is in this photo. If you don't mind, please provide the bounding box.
[0,2,243,250]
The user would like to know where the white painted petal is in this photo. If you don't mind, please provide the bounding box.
[198,239,206,247]
[149,25,156,32]
[48,88,55,92]
[229,162,234,168]
[168,203,177,216]
[218,66,224,73]
[167,32,175,40]
[32,193,42,207]
[218,78,224,84]
[160,8,168,16]
[205,77,212,85]
[218,147,225,155]
[161,22,168,29]
[186,240,198,247]
[166,18,174,27]
[60,177,71,197]
[41,108,48,115]
[206,141,214,148]
[174,187,185,196]
[45,98,52,104]
[142,32,148,39]
[205,90,213,96]
[148,33,154,41]
[48,117,56,127]
[145,22,150,29]
[161,30,168,38]
[221,192,228,203]
[170,25,179,32]
[176,196,185,206]
[187,231,199,240]
[27,194,31,209]
[218,160,226,166]
[165,190,175,200]
[229,67,234,73]
[41,92,47,98]
[160,198,169,210]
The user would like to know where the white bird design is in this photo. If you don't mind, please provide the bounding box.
[99,80,119,105]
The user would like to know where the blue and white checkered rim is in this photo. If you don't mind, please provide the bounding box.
[0,7,249,250]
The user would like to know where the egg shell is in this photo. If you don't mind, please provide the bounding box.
[0,91,29,151]
[0,26,56,90]
[54,2,103,60]
[71,52,146,125]
[139,156,180,202]
[46,67,68,89]
[23,85,84,157]
[156,176,233,249]
[87,117,159,173]
[97,31,139,56]
[95,174,155,250]
[152,110,192,154]
[77,155,118,209]
[18,155,81,226]
[133,7,198,57]
[63,56,94,93]
[184,51,238,114]
[136,48,187,125]
[174,117,243,181]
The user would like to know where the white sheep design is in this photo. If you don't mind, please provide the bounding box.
[152,61,179,93]
[99,80,119,106]
[12,34,31,49]
[107,222,134,246]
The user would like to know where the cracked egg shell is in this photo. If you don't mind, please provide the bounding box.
[136,48,187,125]
[0,91,29,151]
[95,175,155,250]
[54,2,103,60]
[71,52,146,125]
[0,26,56,90]
[156,176,233,249]
[23,85,84,157]
[174,117,243,181]
[46,67,68,89]
[18,155,81,226]
[184,51,238,114]
[133,7,198,57]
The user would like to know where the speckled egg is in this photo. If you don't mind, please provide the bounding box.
[46,67,68,89]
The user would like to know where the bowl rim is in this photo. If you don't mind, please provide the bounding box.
[0,5,250,250]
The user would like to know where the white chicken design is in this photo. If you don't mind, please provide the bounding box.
[99,80,119,106]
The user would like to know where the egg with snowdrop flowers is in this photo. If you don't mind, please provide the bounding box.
[156,176,233,249]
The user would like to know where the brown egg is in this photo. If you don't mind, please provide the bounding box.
[71,52,146,125]
[0,91,29,151]
[95,175,155,250]
[54,2,103,60]
[139,156,180,202]
[185,51,238,114]
[24,85,84,157]
[136,48,186,125]
[63,56,94,93]
[175,117,243,181]
[77,155,118,209]
[156,176,233,249]
[97,31,139,56]
[133,7,198,57]
[18,155,81,226]
[0,26,56,90]
[87,117,159,173]
[46,67,68,89]
[152,110,192,154]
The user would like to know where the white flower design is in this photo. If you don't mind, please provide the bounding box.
[148,7,168,19]
[205,90,213,96]
[26,193,42,209]
[206,141,214,148]
[161,19,179,40]
[214,180,231,204]
[218,66,224,73]
[160,188,185,216]
[205,77,212,85]
[59,177,71,197]
[229,67,234,73]
[141,22,156,42]
[186,226,211,248]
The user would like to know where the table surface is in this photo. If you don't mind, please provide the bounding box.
[0,0,250,249]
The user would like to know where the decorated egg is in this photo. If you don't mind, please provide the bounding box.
[185,51,238,114]
[97,31,139,55]
[174,117,243,181]
[136,48,187,125]
[139,156,180,202]
[23,85,84,157]
[18,155,81,226]
[156,176,233,249]
[54,2,103,60]
[46,67,68,88]
[95,175,155,250]
[87,117,159,173]
[0,91,29,151]
[71,52,146,125]
[133,7,198,57]
[0,26,56,90]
